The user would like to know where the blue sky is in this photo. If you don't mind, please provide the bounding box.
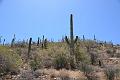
[0,0,120,44]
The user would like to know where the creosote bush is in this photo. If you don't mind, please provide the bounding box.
[29,55,42,71]
[75,43,90,64]
[54,53,68,70]
[90,51,98,65]
[0,46,22,76]
[104,66,120,80]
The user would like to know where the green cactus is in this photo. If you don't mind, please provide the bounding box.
[41,35,44,49]
[44,38,47,49]
[37,37,40,46]
[42,35,44,42]
[94,34,96,41]
[41,35,47,49]
[83,35,85,41]
[28,38,32,59]
[3,39,5,46]
[65,14,78,69]
[11,34,16,47]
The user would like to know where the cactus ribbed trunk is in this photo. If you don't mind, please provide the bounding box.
[70,14,74,55]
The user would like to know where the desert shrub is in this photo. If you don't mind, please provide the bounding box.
[77,63,97,80]
[85,73,98,80]
[106,49,112,54]
[106,49,114,57]
[54,53,68,69]
[90,52,98,65]
[115,52,120,58]
[79,63,99,80]
[0,46,22,76]
[104,66,120,80]
[29,55,42,71]
[14,41,27,48]
[0,55,9,75]
[75,43,90,64]
[78,63,94,75]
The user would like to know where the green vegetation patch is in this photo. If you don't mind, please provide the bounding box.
[0,46,22,75]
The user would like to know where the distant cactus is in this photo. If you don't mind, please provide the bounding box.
[65,14,78,69]
[42,35,44,42]
[41,35,44,49]
[37,37,40,46]
[44,38,47,49]
[83,35,85,41]
[3,39,5,46]
[11,34,16,47]
[94,34,96,41]
[41,35,47,49]
[28,38,32,59]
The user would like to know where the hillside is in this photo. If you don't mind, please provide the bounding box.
[0,38,120,80]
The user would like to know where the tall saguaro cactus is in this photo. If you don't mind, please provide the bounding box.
[65,14,78,69]
[28,38,32,59]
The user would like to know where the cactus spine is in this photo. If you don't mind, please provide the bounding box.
[65,14,78,69]
[28,37,32,59]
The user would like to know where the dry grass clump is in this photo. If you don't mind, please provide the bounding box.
[37,68,86,80]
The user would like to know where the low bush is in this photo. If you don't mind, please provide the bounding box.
[29,55,42,71]
[54,53,68,69]
[104,66,120,80]
[0,46,22,76]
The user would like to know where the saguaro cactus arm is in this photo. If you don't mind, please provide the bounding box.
[65,36,70,45]
[74,36,78,44]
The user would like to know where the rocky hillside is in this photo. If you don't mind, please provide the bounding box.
[0,39,120,80]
